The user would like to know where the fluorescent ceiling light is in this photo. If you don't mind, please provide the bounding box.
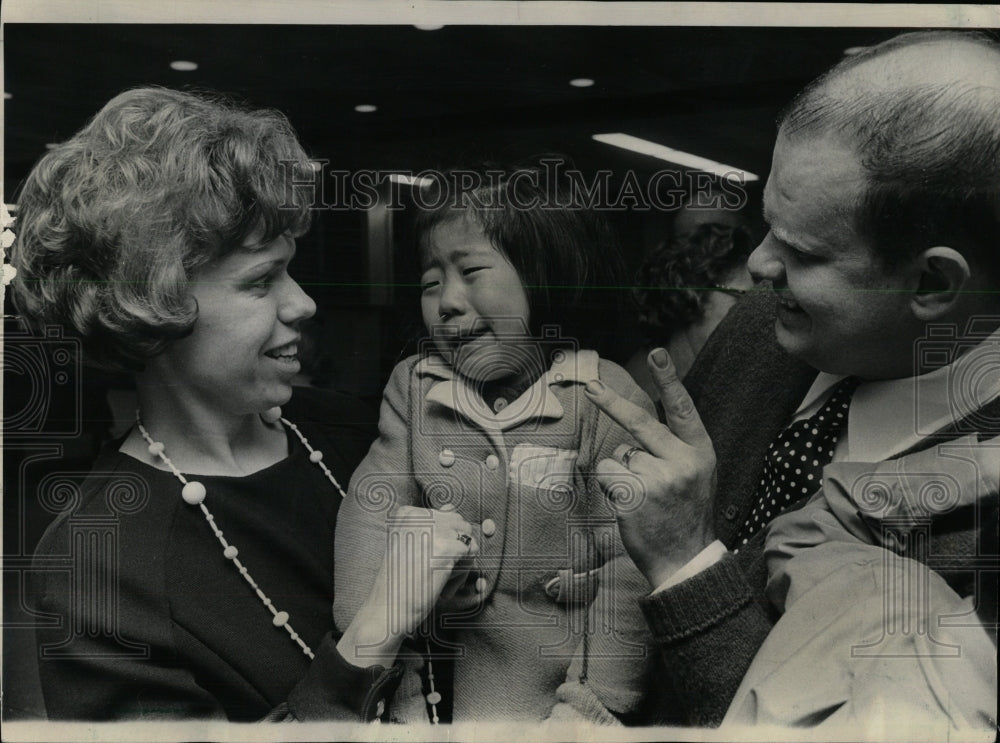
[169,60,198,71]
[354,104,377,113]
[569,78,595,88]
[414,24,444,31]
[593,132,759,182]
[389,173,434,188]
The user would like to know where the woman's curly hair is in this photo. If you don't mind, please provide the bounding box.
[633,222,753,342]
[10,86,315,372]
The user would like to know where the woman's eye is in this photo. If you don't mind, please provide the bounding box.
[243,274,276,291]
[421,279,440,291]
[462,266,488,277]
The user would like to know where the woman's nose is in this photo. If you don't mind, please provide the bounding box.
[279,275,317,325]
[747,232,785,284]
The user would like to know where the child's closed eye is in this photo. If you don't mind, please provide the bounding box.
[462,266,488,277]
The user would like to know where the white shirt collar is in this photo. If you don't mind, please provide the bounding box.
[414,349,599,432]
[795,324,1000,462]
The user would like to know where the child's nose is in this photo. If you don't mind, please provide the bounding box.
[438,281,468,318]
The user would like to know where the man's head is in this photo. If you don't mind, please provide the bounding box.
[748,31,1000,380]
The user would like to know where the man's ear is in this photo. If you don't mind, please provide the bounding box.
[910,246,971,321]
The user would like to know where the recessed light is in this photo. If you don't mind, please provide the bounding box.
[569,78,595,88]
[3,92,11,100]
[388,173,434,188]
[354,104,377,113]
[593,133,759,182]
[170,60,199,72]
[414,24,444,31]
[843,46,868,56]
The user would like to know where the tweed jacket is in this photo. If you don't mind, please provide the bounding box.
[333,350,658,722]
[638,292,1000,727]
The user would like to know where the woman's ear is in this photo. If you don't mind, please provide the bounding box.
[910,246,971,321]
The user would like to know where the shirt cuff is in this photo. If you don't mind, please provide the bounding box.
[286,631,404,722]
[651,540,728,594]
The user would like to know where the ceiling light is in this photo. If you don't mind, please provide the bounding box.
[843,46,868,56]
[593,133,759,182]
[354,104,377,113]
[3,92,11,100]
[414,24,444,31]
[169,60,199,72]
[388,173,434,188]
[569,78,595,88]
[45,143,59,150]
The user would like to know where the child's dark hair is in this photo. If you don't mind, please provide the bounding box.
[413,158,628,357]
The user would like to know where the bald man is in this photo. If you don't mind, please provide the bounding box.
[583,31,1000,728]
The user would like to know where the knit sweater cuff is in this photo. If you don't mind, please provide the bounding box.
[639,554,754,643]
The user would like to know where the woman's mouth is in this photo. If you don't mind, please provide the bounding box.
[264,342,299,365]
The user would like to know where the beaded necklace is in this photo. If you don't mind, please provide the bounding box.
[135,406,347,660]
[136,406,446,724]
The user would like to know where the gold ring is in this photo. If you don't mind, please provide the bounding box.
[621,446,644,468]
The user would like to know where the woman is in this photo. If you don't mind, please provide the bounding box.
[627,222,755,398]
[11,87,476,721]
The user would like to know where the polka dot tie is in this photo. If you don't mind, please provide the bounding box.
[735,376,861,548]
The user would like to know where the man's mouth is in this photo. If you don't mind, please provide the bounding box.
[774,292,802,313]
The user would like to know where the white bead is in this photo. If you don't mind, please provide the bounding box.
[182,481,207,505]
[223,545,238,559]
[261,407,282,424]
[309,450,323,463]
[147,442,165,456]
[426,691,442,705]
[272,611,289,627]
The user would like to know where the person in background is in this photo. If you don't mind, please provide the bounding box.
[627,222,754,398]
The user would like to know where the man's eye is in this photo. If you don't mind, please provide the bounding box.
[421,279,440,291]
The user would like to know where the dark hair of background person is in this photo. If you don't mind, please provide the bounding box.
[633,222,755,345]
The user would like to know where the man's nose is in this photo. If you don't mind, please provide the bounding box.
[747,232,785,284]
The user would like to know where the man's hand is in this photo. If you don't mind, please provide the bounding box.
[585,348,717,589]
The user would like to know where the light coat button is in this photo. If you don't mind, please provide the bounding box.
[438,449,455,467]
[481,518,497,537]
[475,577,489,594]
[485,454,499,470]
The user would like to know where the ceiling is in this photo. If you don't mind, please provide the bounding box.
[3,23,911,196]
